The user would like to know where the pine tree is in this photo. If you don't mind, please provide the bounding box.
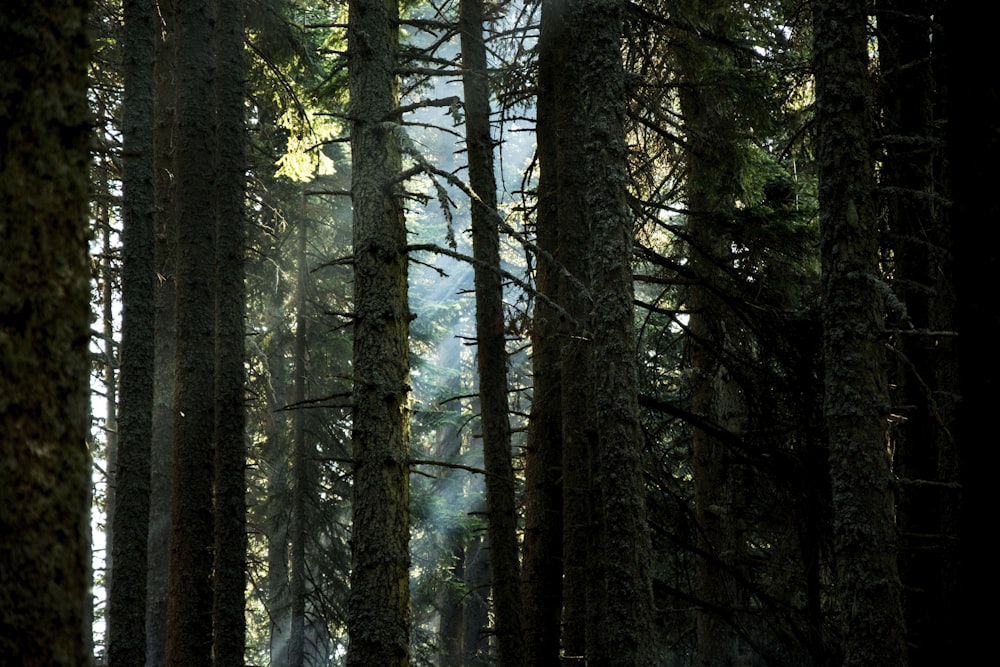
[345,0,412,664]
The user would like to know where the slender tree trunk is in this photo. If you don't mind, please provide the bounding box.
[521,1,564,663]
[345,0,411,664]
[0,1,93,663]
[167,0,217,663]
[264,283,291,667]
[289,203,308,667]
[814,1,907,664]
[212,0,248,663]
[459,2,526,665]
[99,153,119,630]
[108,0,157,663]
[433,335,467,667]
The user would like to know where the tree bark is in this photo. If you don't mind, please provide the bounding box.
[212,0,248,663]
[814,0,907,664]
[459,2,526,665]
[146,1,177,659]
[0,1,93,662]
[520,1,565,664]
[167,0,217,663]
[345,0,412,664]
[108,0,156,664]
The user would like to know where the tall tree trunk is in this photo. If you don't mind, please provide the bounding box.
[212,0,248,663]
[264,281,291,667]
[521,1,564,663]
[147,1,177,659]
[99,151,120,631]
[813,0,907,664]
[345,0,411,664]
[563,1,656,664]
[0,1,93,662]
[289,203,308,667]
[167,0,217,663]
[433,335,467,667]
[459,2,526,665]
[542,0,600,659]
[108,0,157,663]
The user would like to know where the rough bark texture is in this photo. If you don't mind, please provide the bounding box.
[0,1,93,663]
[212,0,248,663]
[345,0,411,664]
[167,0,217,664]
[147,3,177,661]
[520,0,564,663]
[813,1,907,665]
[108,0,156,664]
[566,1,656,665]
[459,2,526,665]
[545,0,600,659]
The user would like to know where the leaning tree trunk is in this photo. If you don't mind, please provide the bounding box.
[814,0,907,664]
[345,0,412,664]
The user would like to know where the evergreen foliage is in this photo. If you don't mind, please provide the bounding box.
[62,0,981,665]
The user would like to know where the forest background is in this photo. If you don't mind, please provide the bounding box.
[0,0,995,666]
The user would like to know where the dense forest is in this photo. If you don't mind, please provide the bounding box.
[1,0,995,666]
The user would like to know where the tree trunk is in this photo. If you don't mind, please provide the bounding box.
[814,0,907,664]
[563,1,656,665]
[147,6,177,665]
[212,0,248,662]
[108,0,157,663]
[520,0,565,664]
[345,0,412,664]
[459,2,526,665]
[0,1,93,662]
[289,202,308,667]
[543,0,599,659]
[167,0,217,663]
